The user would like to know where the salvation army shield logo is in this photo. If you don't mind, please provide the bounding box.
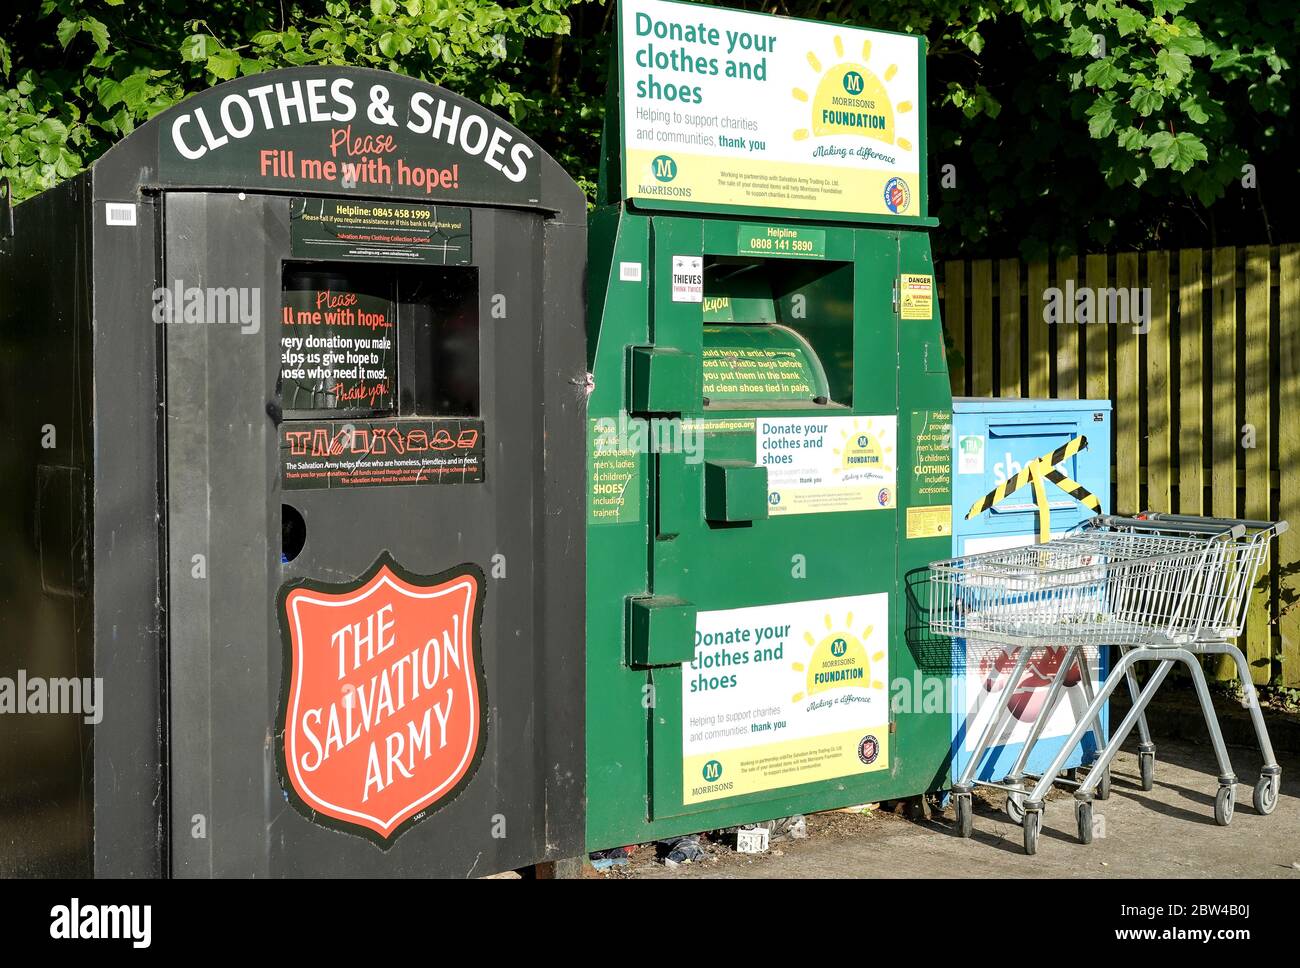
[276,553,487,847]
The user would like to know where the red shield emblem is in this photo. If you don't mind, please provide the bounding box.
[276,554,487,847]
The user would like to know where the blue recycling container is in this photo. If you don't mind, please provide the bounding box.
[949,398,1113,784]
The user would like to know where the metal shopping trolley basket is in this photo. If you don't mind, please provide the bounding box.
[929,513,1286,854]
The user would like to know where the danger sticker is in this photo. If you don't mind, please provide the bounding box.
[900,273,934,320]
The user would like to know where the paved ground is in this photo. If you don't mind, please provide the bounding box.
[616,739,1300,879]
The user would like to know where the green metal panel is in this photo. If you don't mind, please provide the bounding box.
[628,597,699,667]
[703,459,768,522]
[630,346,700,414]
[586,202,953,850]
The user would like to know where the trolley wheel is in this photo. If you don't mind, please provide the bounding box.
[1075,801,1093,845]
[1005,790,1025,825]
[1023,810,1041,855]
[1139,751,1155,792]
[955,793,973,839]
[1253,774,1279,816]
[1214,785,1235,826]
[1095,767,1111,801]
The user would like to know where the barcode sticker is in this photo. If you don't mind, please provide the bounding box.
[105,202,137,226]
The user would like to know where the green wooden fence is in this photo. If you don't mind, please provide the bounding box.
[939,245,1300,687]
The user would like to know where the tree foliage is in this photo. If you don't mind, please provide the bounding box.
[0,0,1293,256]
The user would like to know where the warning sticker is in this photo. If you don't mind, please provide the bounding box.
[282,418,484,489]
[758,415,896,516]
[900,273,934,320]
[906,504,952,539]
[672,255,703,303]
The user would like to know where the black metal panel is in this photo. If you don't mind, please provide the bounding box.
[88,177,167,878]
[0,175,95,875]
[163,192,587,876]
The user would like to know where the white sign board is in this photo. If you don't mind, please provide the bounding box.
[619,0,923,217]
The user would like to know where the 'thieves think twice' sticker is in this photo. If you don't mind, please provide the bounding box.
[671,255,703,302]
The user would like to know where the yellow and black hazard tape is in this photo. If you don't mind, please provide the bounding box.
[965,434,1100,542]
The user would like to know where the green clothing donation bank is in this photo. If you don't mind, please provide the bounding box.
[587,0,954,849]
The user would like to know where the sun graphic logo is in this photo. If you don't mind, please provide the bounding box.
[792,36,914,148]
[832,418,894,478]
[791,610,886,702]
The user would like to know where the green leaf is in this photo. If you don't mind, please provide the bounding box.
[1065,26,1095,56]
[83,17,110,52]
[206,50,242,81]
[96,77,124,109]
[1147,130,1207,172]
[181,34,208,62]
[55,18,80,49]
[1115,8,1145,37]
[1117,126,1146,150]
[1211,49,1241,70]
[120,72,151,112]
[1130,87,1164,116]
[1156,48,1191,84]
[1085,97,1117,138]
[1084,58,1125,89]
[1179,95,1209,124]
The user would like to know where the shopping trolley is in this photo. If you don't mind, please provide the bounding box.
[929,513,1286,854]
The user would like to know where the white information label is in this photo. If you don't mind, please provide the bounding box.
[104,202,137,226]
[683,594,891,805]
[758,415,896,515]
[957,434,985,475]
[619,261,643,282]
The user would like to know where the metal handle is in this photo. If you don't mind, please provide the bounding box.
[1138,512,1289,537]
[1095,515,1244,539]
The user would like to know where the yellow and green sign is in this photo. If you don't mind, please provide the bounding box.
[618,0,925,219]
